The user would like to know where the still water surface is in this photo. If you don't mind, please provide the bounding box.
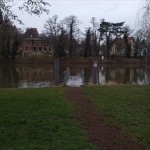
[0,64,150,88]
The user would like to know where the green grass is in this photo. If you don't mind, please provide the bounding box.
[83,85,150,149]
[0,88,96,150]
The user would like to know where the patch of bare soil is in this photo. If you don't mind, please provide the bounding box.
[64,87,144,150]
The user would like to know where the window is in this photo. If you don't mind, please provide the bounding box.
[34,47,36,51]
[39,47,41,51]
[44,47,47,51]
[26,47,28,51]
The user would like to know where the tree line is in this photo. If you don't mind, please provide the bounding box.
[0,12,146,59]
[0,0,150,59]
[42,15,135,58]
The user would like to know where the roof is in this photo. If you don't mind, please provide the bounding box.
[24,28,39,38]
[24,37,42,41]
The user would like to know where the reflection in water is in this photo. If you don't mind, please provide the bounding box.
[18,80,52,88]
[54,59,60,85]
[99,67,105,85]
[97,65,150,85]
[93,65,99,84]
[0,65,55,88]
[0,66,19,88]
[0,64,150,88]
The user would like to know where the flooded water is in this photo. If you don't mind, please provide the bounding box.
[0,63,150,88]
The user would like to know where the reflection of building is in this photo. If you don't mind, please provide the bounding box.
[21,28,53,56]
[17,67,54,82]
[111,37,136,57]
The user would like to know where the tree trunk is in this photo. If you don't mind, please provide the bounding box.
[106,36,110,58]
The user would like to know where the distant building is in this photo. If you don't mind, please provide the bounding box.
[111,37,136,57]
[21,28,53,56]
[24,28,39,38]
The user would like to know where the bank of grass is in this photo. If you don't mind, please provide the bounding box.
[0,88,96,150]
[83,85,150,149]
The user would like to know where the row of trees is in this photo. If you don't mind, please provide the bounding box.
[0,0,50,59]
[0,12,136,59]
[0,0,150,59]
[43,15,135,58]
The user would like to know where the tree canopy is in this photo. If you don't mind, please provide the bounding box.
[98,20,125,58]
[0,0,50,24]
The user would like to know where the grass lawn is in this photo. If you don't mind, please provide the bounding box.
[0,88,96,150]
[83,85,150,149]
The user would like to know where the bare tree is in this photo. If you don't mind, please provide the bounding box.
[63,15,81,57]
[137,0,150,56]
[44,15,61,57]
[44,15,60,38]
[141,0,150,27]
[84,28,91,57]
[0,0,50,24]
[90,17,99,57]
[123,25,134,58]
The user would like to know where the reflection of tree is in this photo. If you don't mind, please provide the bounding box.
[133,68,138,83]
[124,68,130,83]
[83,67,92,83]
[117,69,126,83]
[61,64,92,83]
[0,66,19,88]
[1,64,150,88]
[99,66,105,84]
[137,68,144,81]
[104,67,142,84]
[129,68,137,83]
[105,67,111,83]
[93,66,99,84]
[18,66,54,82]
[135,66,150,84]
[144,65,150,84]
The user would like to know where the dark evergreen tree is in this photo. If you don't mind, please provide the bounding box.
[123,26,133,58]
[11,38,19,59]
[58,29,66,56]
[124,33,131,58]
[0,11,18,59]
[84,28,91,57]
[98,20,125,58]
[0,9,3,24]
[90,17,99,57]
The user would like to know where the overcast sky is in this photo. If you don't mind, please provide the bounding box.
[12,0,144,33]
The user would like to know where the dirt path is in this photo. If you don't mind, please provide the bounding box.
[64,87,144,150]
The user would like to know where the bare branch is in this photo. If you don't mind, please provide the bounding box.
[0,0,50,24]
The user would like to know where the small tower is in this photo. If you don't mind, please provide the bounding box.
[24,28,39,38]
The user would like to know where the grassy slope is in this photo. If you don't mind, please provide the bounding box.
[83,85,150,149]
[0,88,96,150]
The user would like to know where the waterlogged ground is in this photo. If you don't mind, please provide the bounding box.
[0,63,150,88]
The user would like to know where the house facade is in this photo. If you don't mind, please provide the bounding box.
[21,28,53,56]
[111,37,136,57]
